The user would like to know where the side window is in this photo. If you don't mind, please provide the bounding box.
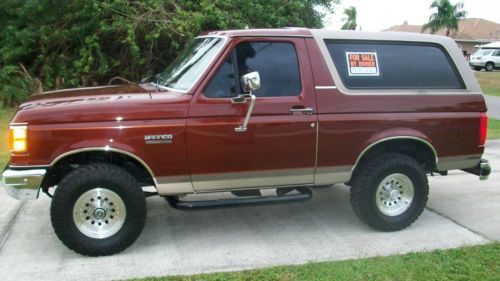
[204,56,237,98]
[325,40,464,90]
[493,50,500,56]
[204,41,302,98]
[236,42,301,97]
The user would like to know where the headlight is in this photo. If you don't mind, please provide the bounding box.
[9,125,28,153]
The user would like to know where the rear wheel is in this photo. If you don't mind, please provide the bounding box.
[350,153,428,231]
[51,163,147,256]
[485,62,494,72]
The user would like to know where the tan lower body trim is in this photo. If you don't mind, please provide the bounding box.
[155,153,483,195]
[314,165,352,185]
[436,154,481,171]
[155,166,355,195]
[192,168,315,191]
[156,175,194,195]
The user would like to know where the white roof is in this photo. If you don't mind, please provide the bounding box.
[480,41,500,49]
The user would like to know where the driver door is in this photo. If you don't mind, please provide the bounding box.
[187,37,317,191]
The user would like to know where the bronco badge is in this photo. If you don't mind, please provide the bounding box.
[144,134,173,144]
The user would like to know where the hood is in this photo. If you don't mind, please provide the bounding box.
[12,84,191,124]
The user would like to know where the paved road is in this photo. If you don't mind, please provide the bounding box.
[485,95,500,120]
[0,142,498,281]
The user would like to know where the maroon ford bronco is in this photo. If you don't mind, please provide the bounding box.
[2,28,491,256]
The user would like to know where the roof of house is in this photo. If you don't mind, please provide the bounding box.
[384,18,500,42]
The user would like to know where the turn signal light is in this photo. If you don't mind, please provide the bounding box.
[479,113,487,146]
[9,125,28,153]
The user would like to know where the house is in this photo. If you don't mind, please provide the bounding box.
[384,18,500,54]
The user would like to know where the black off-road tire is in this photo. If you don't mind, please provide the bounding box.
[350,153,429,231]
[51,163,147,256]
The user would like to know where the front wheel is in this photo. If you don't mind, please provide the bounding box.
[473,66,482,71]
[51,163,147,256]
[485,62,494,72]
[350,153,428,231]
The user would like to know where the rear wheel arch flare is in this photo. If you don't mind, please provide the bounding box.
[352,136,438,173]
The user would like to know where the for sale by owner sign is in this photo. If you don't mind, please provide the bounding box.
[346,52,379,76]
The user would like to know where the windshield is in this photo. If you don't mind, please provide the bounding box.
[155,37,225,92]
[473,49,493,56]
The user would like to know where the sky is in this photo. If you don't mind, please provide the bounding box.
[324,0,500,31]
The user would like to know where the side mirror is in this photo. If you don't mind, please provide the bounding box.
[241,71,261,92]
[231,72,260,133]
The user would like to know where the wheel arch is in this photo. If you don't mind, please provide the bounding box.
[42,147,157,189]
[352,135,438,174]
[485,61,495,69]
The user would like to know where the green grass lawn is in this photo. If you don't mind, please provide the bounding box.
[489,118,500,140]
[129,243,499,281]
[475,71,500,97]
[0,108,16,168]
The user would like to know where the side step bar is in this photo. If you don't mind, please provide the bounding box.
[167,187,312,210]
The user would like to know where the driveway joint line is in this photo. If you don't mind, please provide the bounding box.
[425,206,493,242]
[0,201,25,251]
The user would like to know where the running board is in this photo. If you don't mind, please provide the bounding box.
[167,187,312,210]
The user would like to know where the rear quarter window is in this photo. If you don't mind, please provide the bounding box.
[325,40,465,90]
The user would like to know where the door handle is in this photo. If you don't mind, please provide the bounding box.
[289,107,314,115]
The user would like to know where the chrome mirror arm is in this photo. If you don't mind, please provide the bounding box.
[234,92,256,133]
[233,71,260,133]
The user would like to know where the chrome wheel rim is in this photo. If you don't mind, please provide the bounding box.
[375,173,414,216]
[73,188,126,239]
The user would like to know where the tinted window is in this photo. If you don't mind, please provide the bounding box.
[204,42,301,98]
[325,41,464,89]
[204,56,237,98]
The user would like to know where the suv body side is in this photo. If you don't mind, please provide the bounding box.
[4,29,488,198]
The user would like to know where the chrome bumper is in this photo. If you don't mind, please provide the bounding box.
[1,167,46,200]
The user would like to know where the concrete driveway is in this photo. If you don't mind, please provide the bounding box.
[0,141,498,281]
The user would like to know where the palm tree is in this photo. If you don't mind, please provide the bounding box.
[341,6,357,30]
[422,0,467,36]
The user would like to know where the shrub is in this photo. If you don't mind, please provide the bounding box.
[0,0,335,106]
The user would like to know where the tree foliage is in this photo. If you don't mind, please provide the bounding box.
[341,6,357,30]
[422,0,467,36]
[0,0,337,106]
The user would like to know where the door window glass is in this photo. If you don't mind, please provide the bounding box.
[204,56,237,98]
[204,42,302,98]
[236,42,301,97]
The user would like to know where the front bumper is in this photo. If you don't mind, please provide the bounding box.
[1,167,47,200]
[469,61,485,67]
[462,159,491,180]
